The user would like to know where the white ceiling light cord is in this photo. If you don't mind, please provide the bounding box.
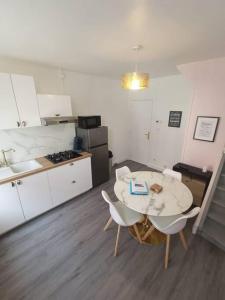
[57,68,66,94]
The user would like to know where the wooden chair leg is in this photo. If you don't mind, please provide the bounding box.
[179,230,188,250]
[114,225,121,256]
[133,224,142,244]
[165,234,171,269]
[142,225,155,241]
[104,216,113,231]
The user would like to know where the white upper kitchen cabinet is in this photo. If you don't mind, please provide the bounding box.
[16,172,53,220]
[11,74,41,127]
[37,94,73,117]
[0,73,20,129]
[47,157,92,206]
[0,182,25,234]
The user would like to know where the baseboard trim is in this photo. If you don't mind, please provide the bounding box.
[147,163,163,172]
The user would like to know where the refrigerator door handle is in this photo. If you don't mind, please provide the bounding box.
[89,143,108,150]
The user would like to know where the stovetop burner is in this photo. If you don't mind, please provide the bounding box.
[45,150,82,164]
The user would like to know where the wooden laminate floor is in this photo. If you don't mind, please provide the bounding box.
[0,160,225,300]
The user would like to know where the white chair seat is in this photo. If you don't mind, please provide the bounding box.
[112,202,143,226]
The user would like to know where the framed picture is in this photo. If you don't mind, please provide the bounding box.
[168,111,182,128]
[193,116,220,142]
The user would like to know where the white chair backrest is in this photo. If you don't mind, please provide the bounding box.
[101,190,113,205]
[163,168,182,182]
[165,207,201,232]
[116,166,131,181]
[101,191,126,226]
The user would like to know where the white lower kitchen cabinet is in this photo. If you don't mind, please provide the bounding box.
[16,172,53,220]
[0,156,92,234]
[0,182,25,234]
[47,157,92,206]
[73,157,92,193]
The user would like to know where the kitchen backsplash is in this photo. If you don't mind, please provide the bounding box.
[0,124,75,163]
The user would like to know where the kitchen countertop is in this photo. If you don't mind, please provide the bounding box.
[0,152,92,185]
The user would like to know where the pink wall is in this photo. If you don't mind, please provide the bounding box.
[178,57,225,171]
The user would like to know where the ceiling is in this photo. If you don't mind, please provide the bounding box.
[0,0,225,78]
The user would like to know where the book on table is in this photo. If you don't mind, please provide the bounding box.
[129,179,149,195]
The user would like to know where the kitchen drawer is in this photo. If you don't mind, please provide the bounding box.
[47,157,92,206]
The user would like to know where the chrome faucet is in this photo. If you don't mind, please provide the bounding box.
[0,148,15,167]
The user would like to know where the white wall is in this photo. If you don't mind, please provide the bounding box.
[179,57,225,171]
[0,57,130,164]
[128,74,192,170]
[0,58,192,168]
[63,71,129,163]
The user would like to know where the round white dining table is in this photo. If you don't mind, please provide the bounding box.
[114,171,193,217]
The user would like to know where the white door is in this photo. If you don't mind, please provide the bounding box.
[11,74,41,127]
[37,94,72,117]
[16,172,53,220]
[0,182,25,234]
[129,100,152,165]
[0,73,20,129]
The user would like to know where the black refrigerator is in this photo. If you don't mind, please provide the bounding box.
[76,126,109,186]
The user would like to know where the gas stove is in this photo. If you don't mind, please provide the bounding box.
[45,150,82,164]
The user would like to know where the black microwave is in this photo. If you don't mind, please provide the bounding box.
[78,116,101,129]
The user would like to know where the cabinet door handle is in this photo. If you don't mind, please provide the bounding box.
[17,121,21,127]
[11,182,15,187]
[72,180,76,184]
[55,114,60,117]
[70,163,74,166]
[17,180,22,185]
[144,131,150,140]
[22,121,27,127]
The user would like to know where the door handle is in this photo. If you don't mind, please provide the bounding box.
[17,180,22,185]
[144,132,150,140]
[17,121,21,127]
[22,121,27,127]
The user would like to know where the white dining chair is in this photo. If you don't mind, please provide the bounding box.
[163,168,182,181]
[116,166,131,181]
[102,190,143,256]
[142,207,200,269]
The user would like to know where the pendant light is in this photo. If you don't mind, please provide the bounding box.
[121,45,149,90]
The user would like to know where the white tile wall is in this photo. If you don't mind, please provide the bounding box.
[0,124,75,164]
